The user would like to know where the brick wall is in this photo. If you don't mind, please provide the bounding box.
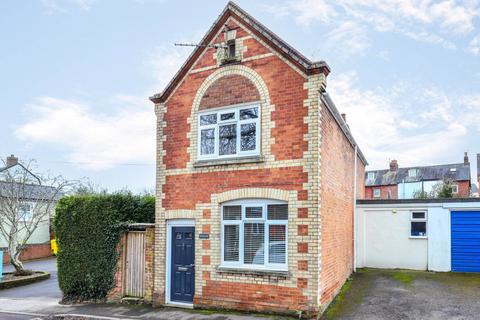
[456,180,470,197]
[318,102,366,308]
[365,185,398,199]
[154,15,326,316]
[2,243,52,264]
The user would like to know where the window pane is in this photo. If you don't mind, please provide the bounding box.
[224,225,239,262]
[411,221,427,236]
[219,124,237,155]
[200,114,217,125]
[240,107,258,119]
[200,128,215,155]
[269,225,286,264]
[223,206,241,220]
[240,123,256,151]
[244,223,264,264]
[220,112,235,121]
[412,212,425,219]
[267,204,288,220]
[246,206,262,219]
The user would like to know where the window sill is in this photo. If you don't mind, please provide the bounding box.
[193,155,265,168]
[409,236,427,239]
[216,266,290,277]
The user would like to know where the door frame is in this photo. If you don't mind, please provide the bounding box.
[165,219,195,307]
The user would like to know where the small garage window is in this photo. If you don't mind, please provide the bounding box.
[411,211,427,238]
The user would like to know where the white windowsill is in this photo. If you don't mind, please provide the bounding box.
[409,236,427,239]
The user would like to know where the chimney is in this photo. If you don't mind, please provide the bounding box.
[464,152,469,165]
[341,113,347,122]
[6,154,18,167]
[390,159,398,172]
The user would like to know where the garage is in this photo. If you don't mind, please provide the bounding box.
[451,211,480,272]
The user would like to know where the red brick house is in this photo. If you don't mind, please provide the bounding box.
[150,2,367,316]
[365,154,471,200]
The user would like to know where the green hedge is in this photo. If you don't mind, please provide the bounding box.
[53,193,154,302]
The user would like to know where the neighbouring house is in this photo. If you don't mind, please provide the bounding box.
[146,1,367,316]
[0,155,54,263]
[356,198,480,272]
[365,153,471,199]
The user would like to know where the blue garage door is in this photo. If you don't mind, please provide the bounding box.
[451,211,480,272]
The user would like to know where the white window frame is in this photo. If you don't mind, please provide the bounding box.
[367,172,375,180]
[220,199,288,271]
[19,202,33,221]
[410,211,427,238]
[197,104,261,160]
[408,168,418,177]
[451,184,458,194]
[373,188,381,198]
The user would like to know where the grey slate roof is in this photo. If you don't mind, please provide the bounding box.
[365,163,471,187]
[0,181,61,201]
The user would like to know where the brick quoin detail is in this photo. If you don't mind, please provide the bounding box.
[202,255,211,265]
[297,278,308,289]
[202,240,211,250]
[203,209,211,219]
[298,225,308,236]
[298,243,308,253]
[298,207,308,218]
[298,260,308,271]
[199,75,260,110]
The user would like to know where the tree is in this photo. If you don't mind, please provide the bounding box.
[436,180,454,198]
[0,159,72,274]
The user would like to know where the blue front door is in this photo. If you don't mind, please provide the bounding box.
[171,226,195,303]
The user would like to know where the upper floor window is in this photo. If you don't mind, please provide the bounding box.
[408,168,418,178]
[367,172,375,180]
[198,105,260,160]
[19,203,33,221]
[373,188,381,198]
[451,184,458,194]
[221,199,288,271]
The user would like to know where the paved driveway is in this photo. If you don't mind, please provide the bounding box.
[1,257,61,300]
[323,269,480,320]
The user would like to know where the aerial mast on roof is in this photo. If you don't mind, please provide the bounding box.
[174,24,232,50]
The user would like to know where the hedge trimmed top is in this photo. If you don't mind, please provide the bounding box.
[53,193,154,302]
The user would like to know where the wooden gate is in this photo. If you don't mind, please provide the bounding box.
[124,231,145,297]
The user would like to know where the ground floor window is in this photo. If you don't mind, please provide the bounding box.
[410,211,427,237]
[221,199,288,270]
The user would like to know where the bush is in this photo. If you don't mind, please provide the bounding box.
[53,193,154,302]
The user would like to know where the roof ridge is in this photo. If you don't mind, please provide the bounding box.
[367,162,468,172]
[150,1,330,103]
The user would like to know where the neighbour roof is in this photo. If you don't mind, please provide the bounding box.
[0,163,41,184]
[365,162,471,187]
[0,181,61,201]
[320,92,368,165]
[358,198,480,205]
[149,1,330,104]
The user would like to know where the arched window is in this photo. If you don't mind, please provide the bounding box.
[198,104,260,160]
[221,199,288,270]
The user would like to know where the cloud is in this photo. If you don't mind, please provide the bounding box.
[323,21,371,56]
[327,71,472,169]
[289,0,338,25]
[16,96,155,171]
[147,45,190,95]
[467,34,480,55]
[41,0,96,14]
[265,0,480,51]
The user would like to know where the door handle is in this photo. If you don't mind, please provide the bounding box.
[178,267,188,271]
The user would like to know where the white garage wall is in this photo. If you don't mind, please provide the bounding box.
[356,207,428,270]
[427,207,451,271]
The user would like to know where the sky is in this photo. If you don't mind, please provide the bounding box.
[1,0,479,192]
